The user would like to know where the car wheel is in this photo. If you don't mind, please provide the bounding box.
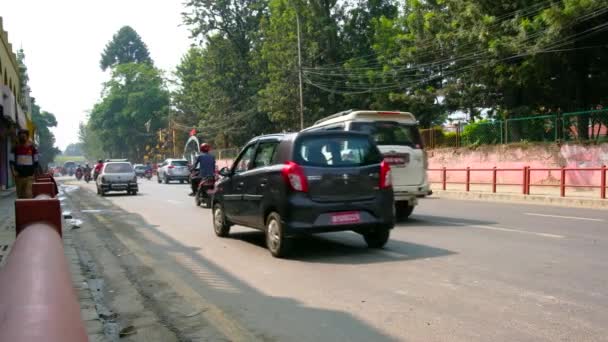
[164,176,169,184]
[266,212,291,258]
[395,202,414,222]
[363,228,390,249]
[213,203,231,237]
[157,175,162,184]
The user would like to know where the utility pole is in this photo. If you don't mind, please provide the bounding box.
[295,6,304,130]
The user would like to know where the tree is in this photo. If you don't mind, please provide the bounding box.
[100,26,153,71]
[63,143,84,156]
[89,63,169,161]
[31,102,61,167]
[78,122,104,161]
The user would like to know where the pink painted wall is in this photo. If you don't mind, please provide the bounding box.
[428,143,608,186]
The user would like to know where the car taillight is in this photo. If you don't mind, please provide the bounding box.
[168,165,175,169]
[282,162,308,192]
[380,160,392,189]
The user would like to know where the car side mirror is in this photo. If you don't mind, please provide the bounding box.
[219,167,231,177]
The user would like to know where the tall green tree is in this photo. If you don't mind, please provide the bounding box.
[89,63,169,160]
[31,102,61,167]
[100,26,153,71]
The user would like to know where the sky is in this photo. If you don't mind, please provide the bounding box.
[1,0,193,151]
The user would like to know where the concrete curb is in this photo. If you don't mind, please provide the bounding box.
[432,190,608,210]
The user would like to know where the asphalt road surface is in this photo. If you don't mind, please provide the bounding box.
[64,178,608,342]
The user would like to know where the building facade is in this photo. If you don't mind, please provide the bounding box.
[0,17,23,190]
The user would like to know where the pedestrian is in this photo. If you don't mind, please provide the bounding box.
[10,129,39,199]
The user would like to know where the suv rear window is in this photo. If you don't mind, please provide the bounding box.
[295,135,382,167]
[105,163,133,173]
[350,121,422,148]
[171,160,188,166]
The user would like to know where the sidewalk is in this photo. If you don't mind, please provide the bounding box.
[0,193,108,341]
[431,183,608,209]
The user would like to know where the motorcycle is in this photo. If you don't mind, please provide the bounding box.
[75,169,83,181]
[195,176,216,208]
[84,170,92,183]
[144,169,153,180]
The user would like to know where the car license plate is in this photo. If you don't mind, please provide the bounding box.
[331,211,361,225]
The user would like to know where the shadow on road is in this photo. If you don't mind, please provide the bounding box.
[401,215,497,228]
[230,231,455,264]
[70,187,402,341]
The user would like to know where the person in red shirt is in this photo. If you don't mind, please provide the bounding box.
[10,129,39,199]
[93,159,104,180]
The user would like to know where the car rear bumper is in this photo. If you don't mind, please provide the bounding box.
[100,183,138,192]
[282,192,394,237]
[393,183,430,202]
[167,175,190,180]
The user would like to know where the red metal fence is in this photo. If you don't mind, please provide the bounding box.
[429,166,607,199]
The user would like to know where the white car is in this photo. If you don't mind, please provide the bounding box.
[304,110,430,220]
[157,159,190,184]
[96,161,138,196]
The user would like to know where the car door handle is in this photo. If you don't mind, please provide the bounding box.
[236,182,245,190]
[260,179,268,187]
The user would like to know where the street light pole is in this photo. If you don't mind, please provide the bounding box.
[295,7,304,130]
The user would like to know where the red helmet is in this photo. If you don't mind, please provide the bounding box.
[200,143,211,153]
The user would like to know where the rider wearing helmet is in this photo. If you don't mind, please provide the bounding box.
[94,159,104,180]
[190,143,216,196]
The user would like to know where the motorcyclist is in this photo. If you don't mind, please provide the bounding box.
[84,163,92,174]
[190,143,216,196]
[94,159,104,180]
[75,165,83,179]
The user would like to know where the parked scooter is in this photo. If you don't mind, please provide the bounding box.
[195,176,216,208]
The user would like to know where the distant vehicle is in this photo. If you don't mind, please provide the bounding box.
[96,161,138,196]
[133,164,146,177]
[63,161,76,176]
[212,131,394,258]
[157,159,190,184]
[304,110,430,220]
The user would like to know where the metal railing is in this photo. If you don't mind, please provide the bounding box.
[429,166,607,199]
[0,174,88,341]
[421,109,608,149]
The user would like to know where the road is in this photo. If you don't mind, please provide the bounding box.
[63,178,608,342]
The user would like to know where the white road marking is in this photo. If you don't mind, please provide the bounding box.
[431,220,565,239]
[166,200,183,205]
[524,213,605,222]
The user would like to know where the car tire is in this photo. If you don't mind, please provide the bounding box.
[266,212,291,258]
[363,228,390,249]
[164,176,169,184]
[395,202,414,222]
[213,203,231,237]
[157,175,162,184]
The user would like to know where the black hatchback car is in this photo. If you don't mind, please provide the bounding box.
[212,131,395,257]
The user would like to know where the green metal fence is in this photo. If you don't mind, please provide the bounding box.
[422,109,608,149]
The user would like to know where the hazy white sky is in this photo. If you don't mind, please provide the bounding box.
[1,0,192,150]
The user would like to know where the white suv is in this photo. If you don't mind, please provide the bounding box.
[157,159,190,184]
[305,110,430,220]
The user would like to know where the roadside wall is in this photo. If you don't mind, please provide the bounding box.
[428,143,608,186]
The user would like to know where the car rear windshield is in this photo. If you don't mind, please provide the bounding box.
[105,163,133,173]
[295,134,382,167]
[171,160,188,166]
[134,166,146,170]
[350,121,422,148]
